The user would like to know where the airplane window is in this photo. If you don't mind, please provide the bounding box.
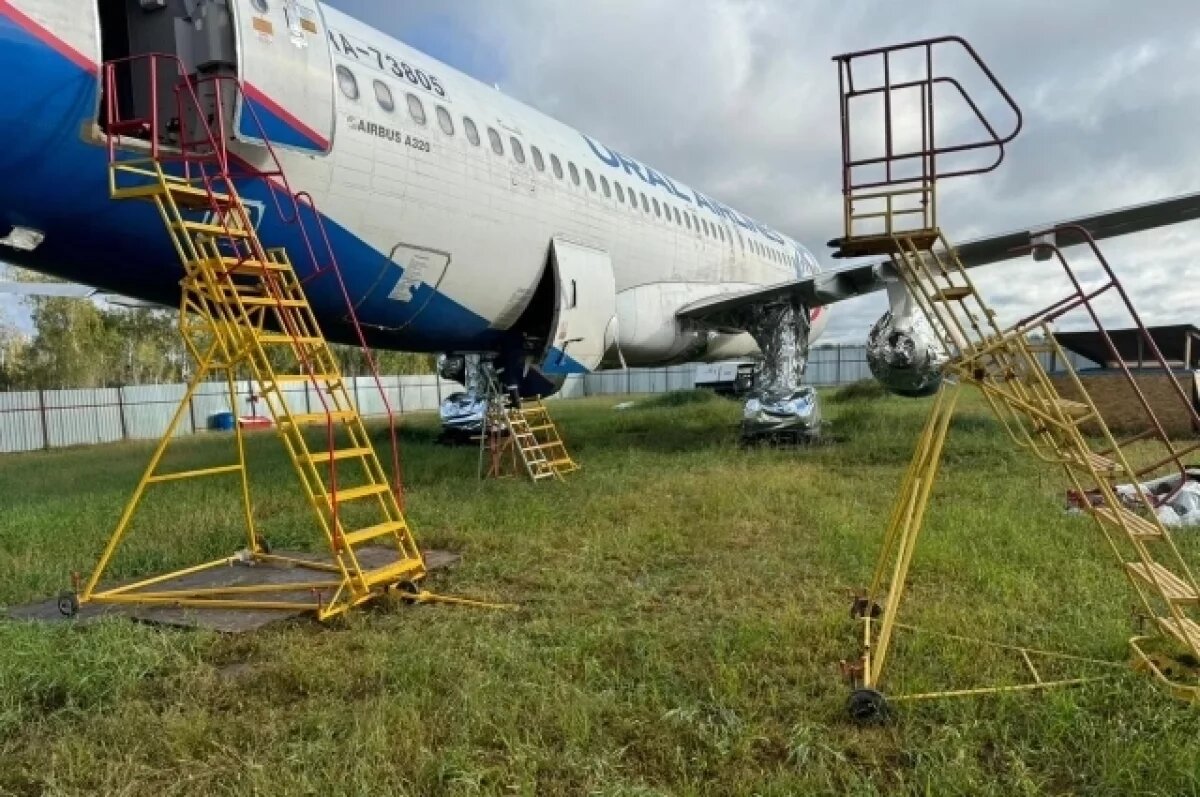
[336,66,359,100]
[488,127,503,155]
[652,198,661,217]
[719,227,726,242]
[531,146,545,171]
[614,182,624,202]
[569,163,580,185]
[406,94,426,125]
[600,176,610,198]
[684,213,691,230]
[629,190,638,208]
[511,137,526,164]
[551,154,563,179]
[673,207,682,225]
[373,81,394,113]
[463,117,480,146]
[436,106,454,135]
[703,219,710,237]
[585,169,596,192]
[640,193,649,213]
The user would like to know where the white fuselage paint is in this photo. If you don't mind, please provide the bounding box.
[10,0,830,367]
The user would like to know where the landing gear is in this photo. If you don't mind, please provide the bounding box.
[729,299,824,444]
[846,688,889,724]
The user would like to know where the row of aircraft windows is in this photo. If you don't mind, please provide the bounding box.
[337,64,793,266]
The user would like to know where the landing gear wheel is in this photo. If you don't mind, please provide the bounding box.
[57,591,80,618]
[847,688,889,724]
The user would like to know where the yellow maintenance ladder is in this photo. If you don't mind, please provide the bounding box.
[71,56,428,620]
[478,369,578,482]
[832,38,1200,720]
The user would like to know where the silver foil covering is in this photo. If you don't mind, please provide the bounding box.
[730,299,822,440]
[865,309,946,398]
[438,354,488,436]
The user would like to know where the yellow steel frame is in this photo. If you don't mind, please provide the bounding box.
[79,156,442,621]
[846,211,1200,711]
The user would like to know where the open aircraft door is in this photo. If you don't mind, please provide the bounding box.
[231,0,334,154]
[540,238,618,375]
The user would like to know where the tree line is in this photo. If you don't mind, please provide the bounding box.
[0,274,434,391]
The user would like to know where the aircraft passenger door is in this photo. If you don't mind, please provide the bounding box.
[231,0,335,154]
[540,238,617,375]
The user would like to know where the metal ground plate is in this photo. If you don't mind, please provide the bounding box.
[5,548,461,633]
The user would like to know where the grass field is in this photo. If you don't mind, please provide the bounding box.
[2,387,1200,796]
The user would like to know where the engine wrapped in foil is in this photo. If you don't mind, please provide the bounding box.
[865,308,946,398]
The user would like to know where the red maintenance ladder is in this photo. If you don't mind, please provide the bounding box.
[831,37,1200,720]
[70,55,430,621]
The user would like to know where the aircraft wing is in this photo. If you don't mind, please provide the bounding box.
[0,282,158,308]
[678,191,1200,324]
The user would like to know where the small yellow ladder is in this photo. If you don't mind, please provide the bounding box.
[479,371,578,482]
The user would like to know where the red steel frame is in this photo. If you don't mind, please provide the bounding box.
[833,36,1023,245]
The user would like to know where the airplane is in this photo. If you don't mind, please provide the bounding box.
[1,0,1199,440]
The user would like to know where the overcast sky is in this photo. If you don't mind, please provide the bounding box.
[5,1,1197,344]
[327,0,1200,342]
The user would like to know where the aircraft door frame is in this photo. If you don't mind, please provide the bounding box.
[539,237,617,375]
[231,0,335,154]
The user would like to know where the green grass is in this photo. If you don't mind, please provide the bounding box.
[2,391,1200,795]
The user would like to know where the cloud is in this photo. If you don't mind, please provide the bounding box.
[330,2,1200,343]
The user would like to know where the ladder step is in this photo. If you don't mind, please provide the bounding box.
[284,411,358,426]
[528,424,556,432]
[1070,450,1124,475]
[1127,562,1199,604]
[231,296,308,308]
[1156,616,1200,651]
[341,520,408,546]
[1092,506,1163,539]
[174,221,250,238]
[327,483,390,502]
[217,256,290,275]
[166,183,233,209]
[932,286,974,302]
[267,374,341,386]
[359,556,425,588]
[1035,398,1091,419]
[259,334,325,346]
[306,447,372,464]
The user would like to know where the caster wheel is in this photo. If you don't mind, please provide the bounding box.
[254,535,272,554]
[850,597,882,620]
[57,591,80,618]
[847,688,889,724]
[397,580,423,598]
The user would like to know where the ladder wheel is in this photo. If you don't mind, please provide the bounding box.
[846,688,889,725]
[254,534,272,555]
[850,597,883,620]
[57,591,80,618]
[397,580,423,599]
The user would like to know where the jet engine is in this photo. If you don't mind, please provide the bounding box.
[865,308,945,398]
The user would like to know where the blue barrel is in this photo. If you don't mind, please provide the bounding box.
[208,412,236,431]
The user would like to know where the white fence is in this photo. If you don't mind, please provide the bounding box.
[0,345,879,454]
